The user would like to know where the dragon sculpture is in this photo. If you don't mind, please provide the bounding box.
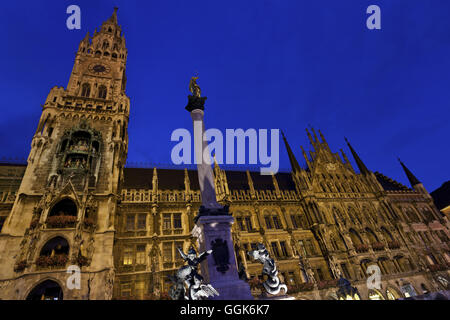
[248,243,287,296]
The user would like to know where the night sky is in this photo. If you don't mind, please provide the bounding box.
[0,0,449,191]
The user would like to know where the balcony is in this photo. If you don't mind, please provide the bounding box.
[388,241,401,250]
[36,236,70,270]
[36,254,69,269]
[371,242,385,251]
[46,215,77,228]
[354,243,369,253]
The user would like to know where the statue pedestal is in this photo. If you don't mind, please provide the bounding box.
[192,215,253,300]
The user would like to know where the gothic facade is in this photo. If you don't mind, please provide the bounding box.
[0,9,449,300]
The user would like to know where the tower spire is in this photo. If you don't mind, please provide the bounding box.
[281,130,302,173]
[398,158,421,187]
[345,137,370,175]
[109,7,119,24]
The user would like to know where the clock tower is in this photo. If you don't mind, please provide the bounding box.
[0,8,129,300]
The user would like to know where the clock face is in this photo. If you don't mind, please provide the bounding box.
[88,63,110,75]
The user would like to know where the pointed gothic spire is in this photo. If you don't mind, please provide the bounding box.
[345,137,370,175]
[152,167,158,193]
[184,168,191,193]
[281,130,302,173]
[82,31,90,43]
[305,128,315,148]
[398,158,421,186]
[109,7,119,24]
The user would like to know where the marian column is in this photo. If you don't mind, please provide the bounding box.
[186,76,253,300]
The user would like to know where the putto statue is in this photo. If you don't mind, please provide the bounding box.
[248,243,287,296]
[168,246,219,300]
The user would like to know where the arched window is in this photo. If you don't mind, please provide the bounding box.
[95,50,101,57]
[47,198,77,228]
[40,236,69,257]
[347,208,359,224]
[405,208,420,223]
[333,208,345,225]
[49,198,77,217]
[365,228,379,244]
[381,227,393,241]
[102,41,109,50]
[368,289,385,300]
[36,236,70,270]
[330,236,339,251]
[98,85,107,99]
[386,287,400,300]
[349,228,363,245]
[81,83,90,97]
[360,259,372,273]
[26,280,63,300]
[377,257,390,274]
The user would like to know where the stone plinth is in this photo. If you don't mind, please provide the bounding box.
[193,215,253,300]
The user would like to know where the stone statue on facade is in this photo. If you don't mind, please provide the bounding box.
[168,246,219,300]
[247,243,287,295]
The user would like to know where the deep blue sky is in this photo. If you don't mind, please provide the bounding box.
[0,0,449,191]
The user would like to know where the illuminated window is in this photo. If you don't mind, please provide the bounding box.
[137,214,146,230]
[163,215,171,230]
[298,240,307,256]
[340,263,351,279]
[265,216,273,229]
[98,85,107,99]
[271,242,280,258]
[136,245,146,265]
[236,217,245,231]
[368,290,384,300]
[280,241,288,257]
[123,246,133,265]
[163,242,172,262]
[126,215,135,231]
[273,216,282,229]
[305,239,316,256]
[81,83,90,97]
[386,289,397,300]
[173,213,182,229]
[244,217,253,231]
[291,215,298,228]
